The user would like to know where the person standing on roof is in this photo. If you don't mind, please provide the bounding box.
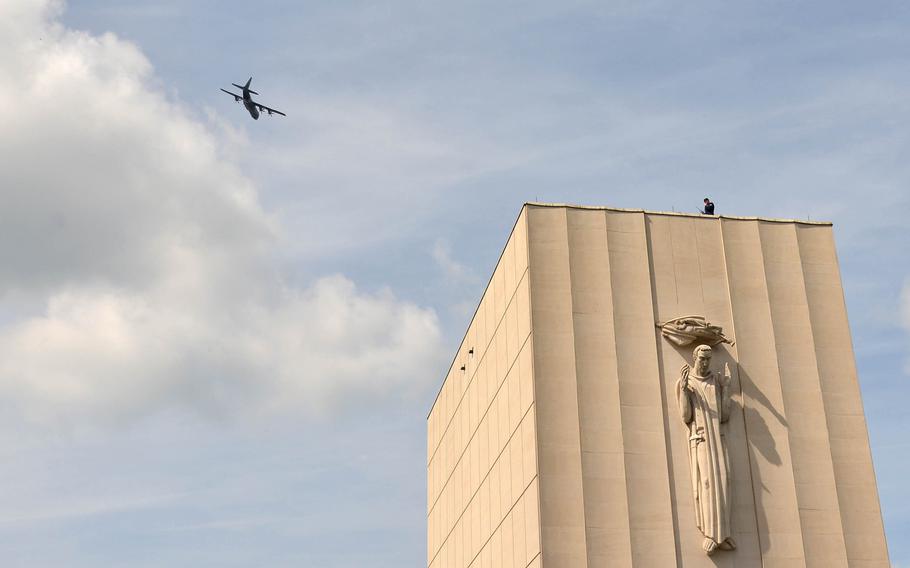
[702,198,715,215]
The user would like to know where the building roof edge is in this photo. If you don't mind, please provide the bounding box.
[524,202,833,226]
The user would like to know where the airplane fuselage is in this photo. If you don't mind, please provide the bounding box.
[236,87,257,120]
[243,97,260,120]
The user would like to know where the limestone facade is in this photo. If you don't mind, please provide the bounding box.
[427,203,889,568]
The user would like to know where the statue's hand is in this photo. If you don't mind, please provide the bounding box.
[723,362,732,386]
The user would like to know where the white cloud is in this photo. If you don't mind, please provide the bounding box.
[432,238,472,282]
[0,0,444,426]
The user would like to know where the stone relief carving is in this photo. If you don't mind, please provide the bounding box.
[657,315,733,347]
[676,344,737,555]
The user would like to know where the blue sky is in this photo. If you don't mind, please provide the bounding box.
[0,0,907,565]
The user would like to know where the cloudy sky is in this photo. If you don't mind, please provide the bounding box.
[1,0,908,565]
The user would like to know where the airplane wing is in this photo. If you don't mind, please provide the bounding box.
[220,88,243,101]
[255,102,286,117]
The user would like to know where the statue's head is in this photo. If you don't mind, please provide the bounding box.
[693,344,712,375]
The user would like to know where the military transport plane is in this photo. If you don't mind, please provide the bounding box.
[221,77,286,120]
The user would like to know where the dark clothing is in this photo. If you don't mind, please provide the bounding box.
[703,201,715,215]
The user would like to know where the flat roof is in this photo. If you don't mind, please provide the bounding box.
[524,202,833,226]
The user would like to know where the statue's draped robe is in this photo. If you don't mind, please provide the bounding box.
[677,370,732,547]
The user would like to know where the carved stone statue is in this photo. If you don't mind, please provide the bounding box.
[677,344,737,555]
[658,315,733,347]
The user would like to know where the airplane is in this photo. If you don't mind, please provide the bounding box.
[220,77,286,120]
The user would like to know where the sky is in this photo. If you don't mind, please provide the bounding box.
[0,0,908,565]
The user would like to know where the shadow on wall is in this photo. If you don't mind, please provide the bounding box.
[740,367,785,467]
[737,363,788,555]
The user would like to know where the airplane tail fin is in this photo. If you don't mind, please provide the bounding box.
[232,77,259,95]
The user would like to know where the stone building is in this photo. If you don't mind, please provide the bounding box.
[426,203,889,568]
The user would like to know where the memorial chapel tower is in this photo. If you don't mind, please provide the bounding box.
[427,203,889,568]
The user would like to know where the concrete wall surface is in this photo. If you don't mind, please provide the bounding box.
[428,203,889,568]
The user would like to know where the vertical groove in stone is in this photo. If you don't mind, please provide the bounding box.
[565,209,634,567]
[565,211,592,567]
[527,206,588,567]
[759,222,850,567]
[715,215,766,566]
[645,214,689,568]
[795,225,890,566]
[605,211,678,567]
[720,219,806,565]
[521,207,546,568]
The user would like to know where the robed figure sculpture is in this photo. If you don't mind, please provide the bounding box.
[677,344,737,555]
